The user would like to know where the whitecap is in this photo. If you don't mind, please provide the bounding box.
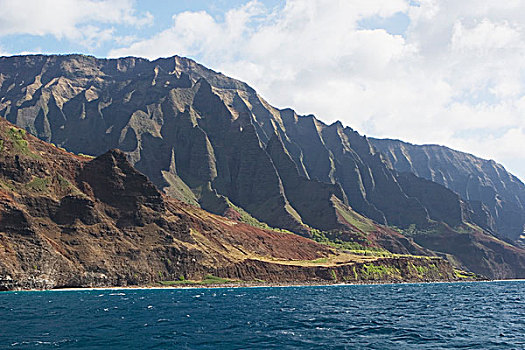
[279,330,295,336]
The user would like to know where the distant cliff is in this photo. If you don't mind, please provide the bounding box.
[371,138,525,245]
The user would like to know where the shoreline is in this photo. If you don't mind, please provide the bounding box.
[3,278,514,293]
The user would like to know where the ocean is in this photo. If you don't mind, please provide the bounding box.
[1,281,523,349]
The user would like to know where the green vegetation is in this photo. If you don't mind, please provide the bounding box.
[330,269,337,281]
[159,274,237,286]
[284,202,303,224]
[455,223,483,234]
[57,174,71,190]
[454,270,469,278]
[6,127,38,158]
[332,199,377,232]
[403,224,418,236]
[360,263,401,280]
[162,171,200,206]
[25,176,50,192]
[227,199,292,234]
[8,127,28,151]
[409,262,439,277]
[0,139,4,153]
[0,179,15,191]
[57,174,85,196]
[78,153,95,159]
[454,269,479,279]
[415,264,428,275]
[228,200,272,230]
[310,228,390,256]
[393,223,448,237]
[391,223,434,237]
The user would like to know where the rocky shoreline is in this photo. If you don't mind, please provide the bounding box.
[2,277,491,293]
[0,255,484,292]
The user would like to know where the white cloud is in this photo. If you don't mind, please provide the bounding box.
[0,45,11,56]
[109,2,266,62]
[110,0,525,180]
[451,19,520,53]
[0,0,152,48]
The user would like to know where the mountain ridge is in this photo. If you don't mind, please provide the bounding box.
[1,53,524,279]
[370,137,525,245]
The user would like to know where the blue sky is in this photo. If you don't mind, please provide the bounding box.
[0,0,285,58]
[1,0,525,181]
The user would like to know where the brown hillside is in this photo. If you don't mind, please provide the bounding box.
[0,118,461,290]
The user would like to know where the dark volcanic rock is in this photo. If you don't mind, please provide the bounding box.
[265,132,348,231]
[0,54,444,232]
[53,195,98,225]
[395,172,466,227]
[79,149,165,213]
[371,138,525,243]
[411,223,525,279]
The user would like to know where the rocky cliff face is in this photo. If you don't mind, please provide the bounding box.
[1,54,524,279]
[0,54,462,232]
[371,138,525,244]
[0,118,466,290]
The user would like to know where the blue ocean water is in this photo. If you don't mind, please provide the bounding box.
[0,281,523,349]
